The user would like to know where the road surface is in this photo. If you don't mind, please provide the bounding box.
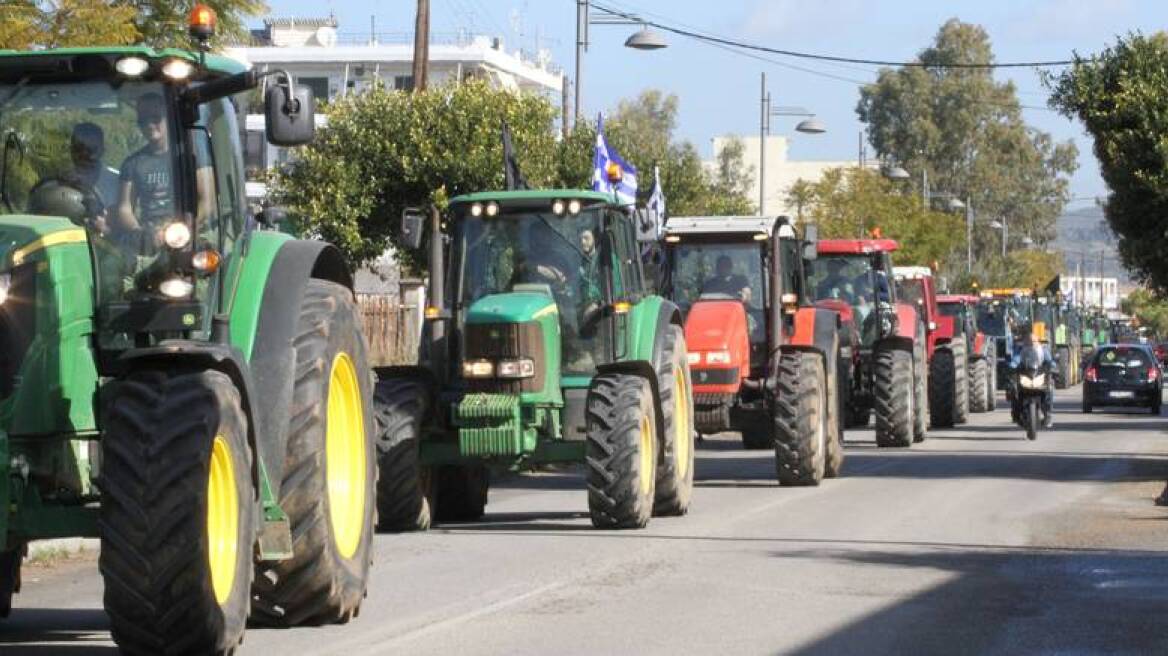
[4,386,1168,655]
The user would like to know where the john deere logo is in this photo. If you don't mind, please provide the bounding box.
[182,313,196,327]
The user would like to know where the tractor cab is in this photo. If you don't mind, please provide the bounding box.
[808,239,903,348]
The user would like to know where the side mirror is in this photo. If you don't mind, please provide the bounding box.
[803,223,818,244]
[803,241,818,261]
[401,208,425,250]
[266,83,315,146]
[256,206,287,228]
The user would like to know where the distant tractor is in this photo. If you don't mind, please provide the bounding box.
[1034,293,1081,388]
[938,294,997,413]
[375,190,695,530]
[807,240,927,447]
[0,17,376,654]
[661,216,843,485]
[894,267,967,427]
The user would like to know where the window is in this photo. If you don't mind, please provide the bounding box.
[299,77,329,101]
[394,75,415,91]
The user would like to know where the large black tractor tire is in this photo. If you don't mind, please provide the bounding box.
[969,358,990,413]
[653,325,696,516]
[1055,346,1071,390]
[100,370,254,656]
[952,342,969,424]
[252,280,375,627]
[929,347,958,428]
[913,341,929,441]
[773,352,828,486]
[874,348,914,447]
[586,374,657,529]
[373,378,434,531]
[0,542,24,619]
[434,465,489,521]
[824,337,845,478]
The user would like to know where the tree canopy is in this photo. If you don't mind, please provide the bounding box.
[857,19,1077,282]
[1121,288,1168,338]
[1046,32,1168,294]
[0,0,267,50]
[276,84,755,269]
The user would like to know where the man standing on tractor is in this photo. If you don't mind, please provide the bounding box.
[67,122,120,227]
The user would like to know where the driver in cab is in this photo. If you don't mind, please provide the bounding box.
[703,255,751,303]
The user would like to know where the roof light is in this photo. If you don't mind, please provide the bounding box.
[753,233,769,241]
[485,201,500,217]
[115,57,150,77]
[469,203,484,217]
[161,58,194,81]
[552,199,566,215]
[665,235,680,243]
[188,4,217,41]
[567,199,582,215]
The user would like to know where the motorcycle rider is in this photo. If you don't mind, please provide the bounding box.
[1010,329,1055,428]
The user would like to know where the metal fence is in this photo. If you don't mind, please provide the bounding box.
[357,294,419,366]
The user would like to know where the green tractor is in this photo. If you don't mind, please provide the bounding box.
[375,190,695,530]
[0,34,375,655]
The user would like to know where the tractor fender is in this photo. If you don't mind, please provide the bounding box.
[248,240,357,499]
[787,306,839,356]
[894,302,919,341]
[118,341,261,491]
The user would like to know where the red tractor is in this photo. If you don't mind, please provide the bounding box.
[662,216,844,485]
[938,294,997,413]
[807,240,927,447]
[894,267,967,427]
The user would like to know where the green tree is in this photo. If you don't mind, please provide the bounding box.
[796,167,962,269]
[1046,33,1168,294]
[275,81,561,269]
[857,19,1077,276]
[0,0,139,49]
[1122,288,1168,337]
[131,0,268,49]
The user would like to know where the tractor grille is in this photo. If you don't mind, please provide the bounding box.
[0,263,36,398]
[462,321,546,394]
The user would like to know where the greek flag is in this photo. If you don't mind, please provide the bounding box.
[592,114,637,206]
[636,166,665,242]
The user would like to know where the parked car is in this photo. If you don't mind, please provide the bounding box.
[1152,341,1168,367]
[1082,344,1162,414]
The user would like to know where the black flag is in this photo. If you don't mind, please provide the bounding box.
[1043,275,1061,296]
[502,121,528,190]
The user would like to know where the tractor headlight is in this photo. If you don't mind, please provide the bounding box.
[161,58,194,81]
[705,350,731,365]
[159,277,194,299]
[0,273,10,305]
[115,56,150,77]
[163,221,192,249]
[686,352,701,365]
[497,358,536,379]
[462,359,494,378]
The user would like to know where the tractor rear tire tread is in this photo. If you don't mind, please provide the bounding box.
[251,279,375,628]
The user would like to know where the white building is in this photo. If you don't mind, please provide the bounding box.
[1060,276,1121,311]
[710,134,876,219]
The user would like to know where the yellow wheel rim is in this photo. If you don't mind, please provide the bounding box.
[326,352,367,560]
[207,435,239,606]
[638,413,654,497]
[674,367,690,479]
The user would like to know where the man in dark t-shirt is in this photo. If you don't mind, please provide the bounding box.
[703,255,751,301]
[117,93,175,239]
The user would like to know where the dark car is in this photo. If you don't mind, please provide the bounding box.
[1083,344,1162,414]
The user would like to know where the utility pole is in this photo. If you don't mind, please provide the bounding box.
[759,72,767,216]
[966,197,973,275]
[1100,249,1106,309]
[561,76,571,139]
[411,0,430,91]
[574,0,588,123]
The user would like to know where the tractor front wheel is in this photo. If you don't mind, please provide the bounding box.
[100,370,254,656]
[373,378,434,531]
[929,346,958,428]
[773,352,828,486]
[969,357,990,413]
[586,374,657,529]
[874,348,914,447]
[653,325,695,516]
[252,279,375,627]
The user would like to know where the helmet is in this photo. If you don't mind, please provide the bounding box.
[27,179,92,223]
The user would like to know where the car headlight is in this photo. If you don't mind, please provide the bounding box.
[462,359,494,379]
[497,358,536,379]
[705,350,731,365]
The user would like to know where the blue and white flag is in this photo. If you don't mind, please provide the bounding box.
[592,114,637,206]
[636,165,665,242]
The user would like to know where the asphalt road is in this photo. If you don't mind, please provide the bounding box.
[4,386,1168,655]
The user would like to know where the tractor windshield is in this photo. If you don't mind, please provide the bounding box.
[807,254,887,315]
[668,241,765,344]
[455,206,606,373]
[0,79,212,308]
[896,278,927,309]
[978,302,1008,336]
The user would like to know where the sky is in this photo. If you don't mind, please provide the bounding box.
[261,0,1168,204]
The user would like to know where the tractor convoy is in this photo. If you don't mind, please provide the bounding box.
[0,8,1086,649]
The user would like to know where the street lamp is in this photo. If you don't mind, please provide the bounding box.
[575,2,667,125]
[758,72,825,215]
[886,166,911,181]
[989,219,1007,257]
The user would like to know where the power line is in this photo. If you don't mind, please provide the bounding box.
[590,2,1081,69]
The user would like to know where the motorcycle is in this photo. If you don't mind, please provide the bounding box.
[1009,345,1050,441]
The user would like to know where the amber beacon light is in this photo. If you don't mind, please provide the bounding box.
[189,4,218,41]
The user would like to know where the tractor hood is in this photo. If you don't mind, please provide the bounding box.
[466,291,559,325]
[0,215,85,269]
